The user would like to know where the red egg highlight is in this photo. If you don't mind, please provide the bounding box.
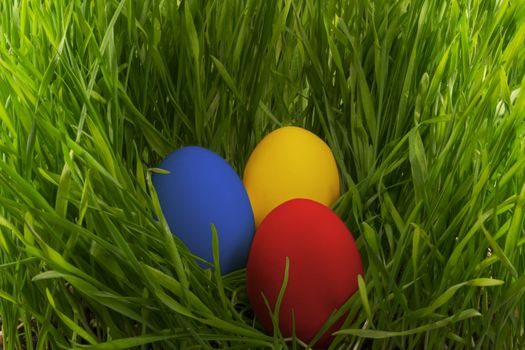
[246,198,364,348]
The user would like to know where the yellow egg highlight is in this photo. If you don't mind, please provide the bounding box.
[243,126,340,227]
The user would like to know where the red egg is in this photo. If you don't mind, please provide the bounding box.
[246,198,364,348]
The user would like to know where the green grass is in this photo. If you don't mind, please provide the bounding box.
[0,0,524,348]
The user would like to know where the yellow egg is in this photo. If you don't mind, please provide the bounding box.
[243,126,340,227]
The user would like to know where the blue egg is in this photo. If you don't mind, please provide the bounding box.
[152,146,255,274]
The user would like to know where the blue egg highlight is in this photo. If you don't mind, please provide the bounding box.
[152,146,255,274]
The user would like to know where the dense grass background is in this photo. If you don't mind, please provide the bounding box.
[0,0,524,348]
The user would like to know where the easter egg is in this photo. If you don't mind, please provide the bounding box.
[246,199,363,348]
[243,126,340,227]
[152,146,255,274]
